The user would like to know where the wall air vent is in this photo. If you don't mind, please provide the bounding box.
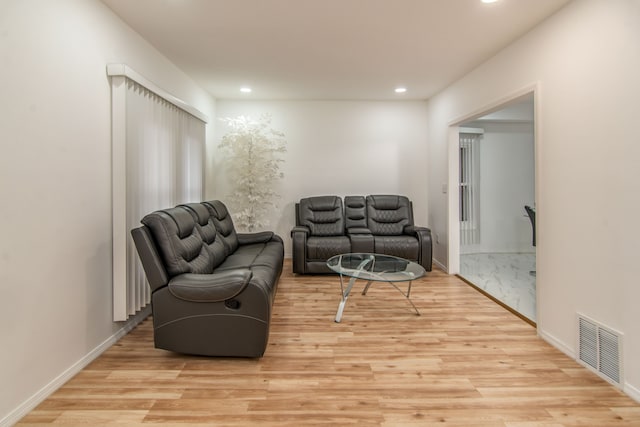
[577,314,623,388]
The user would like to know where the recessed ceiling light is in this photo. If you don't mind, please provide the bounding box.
[481,0,498,3]
[240,87,252,93]
[395,87,407,93]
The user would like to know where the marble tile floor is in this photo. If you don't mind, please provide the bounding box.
[459,252,536,322]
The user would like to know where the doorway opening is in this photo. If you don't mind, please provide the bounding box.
[450,92,536,324]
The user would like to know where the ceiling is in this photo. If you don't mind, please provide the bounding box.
[100,0,571,101]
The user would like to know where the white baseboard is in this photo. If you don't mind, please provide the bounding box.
[0,307,151,427]
[624,382,640,403]
[537,327,575,359]
[432,258,448,273]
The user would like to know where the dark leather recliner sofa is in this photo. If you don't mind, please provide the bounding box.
[131,200,284,357]
[291,195,432,274]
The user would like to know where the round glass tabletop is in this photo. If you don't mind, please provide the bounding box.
[326,253,426,283]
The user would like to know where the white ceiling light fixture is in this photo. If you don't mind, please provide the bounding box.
[395,87,407,94]
[482,0,499,3]
[240,87,252,93]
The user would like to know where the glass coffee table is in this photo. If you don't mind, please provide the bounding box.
[326,253,426,322]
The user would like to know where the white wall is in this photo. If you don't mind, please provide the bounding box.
[427,0,640,399]
[0,0,216,423]
[212,100,430,257]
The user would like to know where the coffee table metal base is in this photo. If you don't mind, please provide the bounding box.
[327,253,426,323]
[335,273,420,323]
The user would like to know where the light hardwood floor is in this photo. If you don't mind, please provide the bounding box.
[17,261,640,426]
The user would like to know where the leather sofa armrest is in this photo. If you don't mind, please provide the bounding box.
[403,225,430,235]
[291,226,309,274]
[131,226,169,292]
[168,269,253,302]
[403,225,433,271]
[347,227,371,235]
[404,225,432,243]
[290,225,309,236]
[237,231,275,245]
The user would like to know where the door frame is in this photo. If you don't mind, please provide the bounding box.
[447,84,539,275]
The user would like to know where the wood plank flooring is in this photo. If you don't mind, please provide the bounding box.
[17,260,640,426]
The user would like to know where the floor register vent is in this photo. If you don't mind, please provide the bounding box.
[577,314,623,388]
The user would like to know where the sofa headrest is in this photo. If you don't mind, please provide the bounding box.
[180,203,210,226]
[149,207,196,239]
[141,206,213,277]
[298,196,345,236]
[202,200,239,253]
[203,200,230,220]
[300,195,342,212]
[367,195,410,210]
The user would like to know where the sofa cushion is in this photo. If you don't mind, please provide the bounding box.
[215,240,284,304]
[373,235,420,261]
[306,235,350,261]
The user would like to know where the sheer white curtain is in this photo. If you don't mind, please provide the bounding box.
[109,65,206,321]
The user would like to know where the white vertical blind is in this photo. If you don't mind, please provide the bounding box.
[460,132,481,246]
[109,65,207,321]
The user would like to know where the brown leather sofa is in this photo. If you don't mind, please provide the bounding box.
[291,195,432,274]
[131,200,284,357]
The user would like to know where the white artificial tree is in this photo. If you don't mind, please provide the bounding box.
[218,114,287,232]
